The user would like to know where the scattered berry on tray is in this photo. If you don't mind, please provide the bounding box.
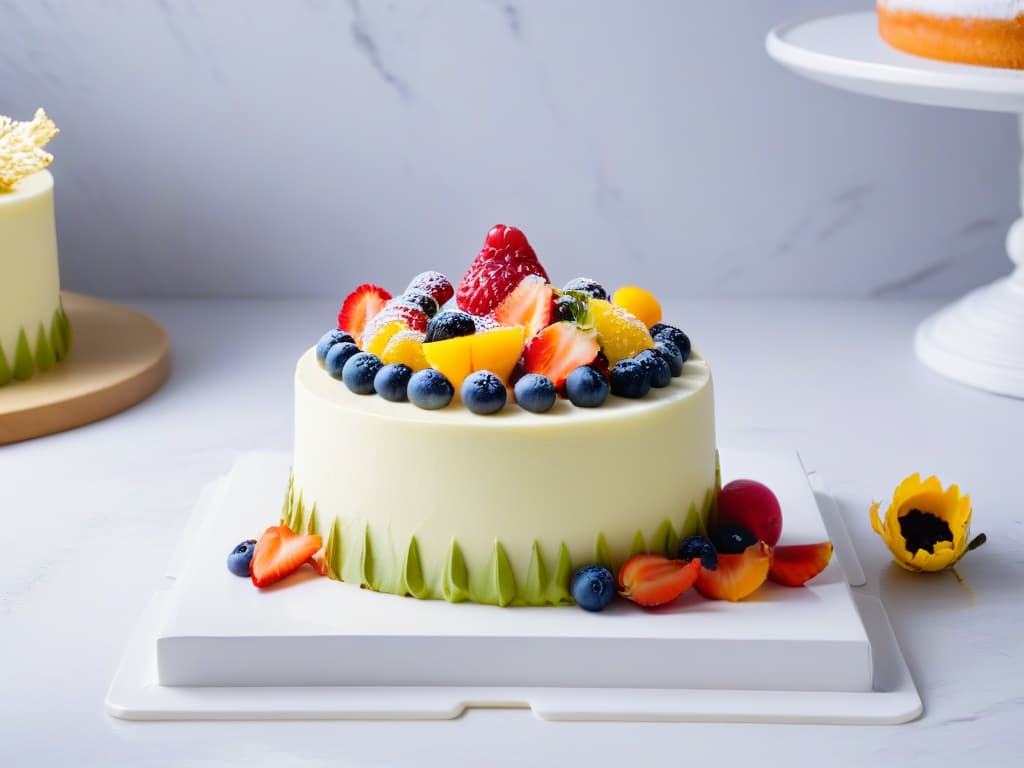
[570,564,616,612]
[650,323,691,363]
[565,365,608,408]
[695,541,771,602]
[374,363,414,402]
[316,329,355,368]
[768,542,833,587]
[562,277,609,301]
[425,310,477,343]
[227,539,257,577]
[612,285,662,329]
[618,554,702,607]
[337,283,391,344]
[634,348,671,388]
[716,479,783,547]
[710,523,759,555]
[677,535,718,571]
[456,224,549,316]
[461,370,508,415]
[250,525,323,588]
[342,352,384,395]
[406,270,454,306]
[408,368,455,410]
[609,358,651,399]
[324,341,361,380]
[513,373,556,413]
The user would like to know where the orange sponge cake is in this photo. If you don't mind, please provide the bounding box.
[878,1,1024,69]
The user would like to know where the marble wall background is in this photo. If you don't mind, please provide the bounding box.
[0,0,1018,300]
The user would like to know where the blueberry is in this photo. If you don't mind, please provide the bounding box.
[374,363,413,402]
[570,564,616,612]
[324,342,361,379]
[565,365,608,408]
[651,323,691,363]
[461,370,507,415]
[634,349,671,388]
[342,352,383,394]
[425,311,476,342]
[316,329,355,368]
[408,368,454,410]
[227,539,257,577]
[552,293,588,323]
[710,523,758,555]
[678,535,718,571]
[654,340,684,377]
[610,358,651,398]
[514,373,556,413]
[562,277,609,301]
[398,291,439,318]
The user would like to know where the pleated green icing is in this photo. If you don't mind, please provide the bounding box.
[282,464,720,606]
[0,304,72,387]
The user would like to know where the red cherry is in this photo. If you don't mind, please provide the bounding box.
[716,479,783,547]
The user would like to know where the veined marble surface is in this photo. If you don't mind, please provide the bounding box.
[1,298,1022,766]
[0,0,1018,300]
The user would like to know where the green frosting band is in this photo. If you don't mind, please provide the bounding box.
[281,467,719,607]
[0,303,72,387]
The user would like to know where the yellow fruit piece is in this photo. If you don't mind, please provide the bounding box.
[363,320,407,358]
[382,329,429,371]
[612,285,662,329]
[422,335,474,389]
[591,298,654,366]
[470,326,526,382]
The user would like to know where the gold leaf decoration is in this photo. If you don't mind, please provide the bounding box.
[0,109,59,191]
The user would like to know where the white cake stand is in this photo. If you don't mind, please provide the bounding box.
[767,11,1024,398]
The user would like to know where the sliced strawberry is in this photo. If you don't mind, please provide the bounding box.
[493,275,554,338]
[250,525,323,588]
[337,284,391,342]
[768,542,833,587]
[308,547,331,577]
[456,225,549,316]
[522,321,599,388]
[366,302,429,336]
[618,554,701,607]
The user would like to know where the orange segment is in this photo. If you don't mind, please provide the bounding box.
[591,299,654,366]
[422,335,474,389]
[612,286,662,329]
[470,327,526,382]
[363,320,407,358]
[382,330,429,371]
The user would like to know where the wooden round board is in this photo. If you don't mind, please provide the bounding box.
[0,292,170,444]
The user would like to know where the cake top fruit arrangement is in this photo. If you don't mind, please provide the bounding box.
[314,224,693,414]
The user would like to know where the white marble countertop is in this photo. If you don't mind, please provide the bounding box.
[2,298,1021,766]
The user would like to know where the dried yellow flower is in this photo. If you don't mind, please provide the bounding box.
[0,108,59,192]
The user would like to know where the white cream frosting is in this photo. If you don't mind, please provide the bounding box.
[0,170,62,358]
[291,347,717,603]
[879,0,1024,18]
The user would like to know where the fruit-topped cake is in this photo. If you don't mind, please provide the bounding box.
[877,1,1024,69]
[0,109,71,386]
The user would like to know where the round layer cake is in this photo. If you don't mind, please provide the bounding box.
[0,169,71,385]
[288,347,717,606]
[878,1,1024,69]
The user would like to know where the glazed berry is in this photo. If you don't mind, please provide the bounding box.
[408,368,454,410]
[406,270,454,306]
[398,291,440,318]
[609,358,651,398]
[654,340,683,377]
[553,293,579,322]
[565,365,609,408]
[710,523,758,555]
[227,539,257,577]
[461,370,507,415]
[634,349,671,388]
[562,277,609,301]
[316,329,355,368]
[514,373,556,413]
[324,341,361,380]
[570,564,616,612]
[342,352,383,395]
[374,363,413,402]
[678,535,718,571]
[425,310,477,343]
[650,323,691,363]
[456,224,549,316]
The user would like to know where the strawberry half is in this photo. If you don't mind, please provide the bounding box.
[456,224,549,316]
[250,525,323,588]
[493,275,553,338]
[522,321,599,388]
[337,284,392,343]
[618,554,702,607]
[768,541,833,587]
